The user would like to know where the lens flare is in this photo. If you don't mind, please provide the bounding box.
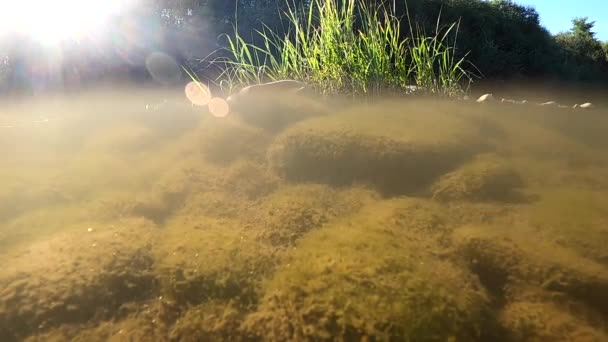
[0,0,130,43]
[185,81,212,106]
[208,97,230,118]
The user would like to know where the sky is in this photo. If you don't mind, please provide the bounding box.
[514,0,608,41]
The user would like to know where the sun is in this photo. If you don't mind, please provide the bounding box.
[0,0,129,44]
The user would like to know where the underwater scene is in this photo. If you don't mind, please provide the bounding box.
[1,87,608,341]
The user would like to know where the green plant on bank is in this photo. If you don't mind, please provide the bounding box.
[407,12,474,96]
[209,0,476,97]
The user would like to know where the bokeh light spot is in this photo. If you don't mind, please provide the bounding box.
[185,81,212,106]
[208,97,230,118]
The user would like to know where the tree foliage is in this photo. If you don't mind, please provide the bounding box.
[556,17,605,61]
[554,17,608,80]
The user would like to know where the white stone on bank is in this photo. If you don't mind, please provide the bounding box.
[477,94,494,103]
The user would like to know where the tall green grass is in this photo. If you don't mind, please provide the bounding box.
[212,0,476,97]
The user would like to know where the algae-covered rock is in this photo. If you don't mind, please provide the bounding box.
[229,90,328,132]
[242,184,379,246]
[93,189,187,225]
[219,160,280,200]
[198,117,272,164]
[431,154,525,202]
[0,218,158,341]
[499,300,607,342]
[0,162,84,225]
[123,160,278,224]
[242,199,491,341]
[268,102,486,195]
[95,158,279,224]
[153,217,279,307]
[0,202,101,253]
[453,225,608,315]
[92,159,221,223]
[23,299,176,342]
[445,202,518,228]
[526,188,608,266]
[169,301,244,342]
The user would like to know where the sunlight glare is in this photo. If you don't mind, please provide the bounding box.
[0,0,128,43]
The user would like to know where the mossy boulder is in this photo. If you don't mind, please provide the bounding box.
[0,171,73,223]
[453,225,608,315]
[445,202,518,228]
[93,158,279,224]
[229,91,329,132]
[198,117,272,165]
[499,300,608,341]
[242,184,379,246]
[23,299,176,342]
[268,102,487,195]
[0,202,103,253]
[242,199,491,341]
[431,154,525,202]
[92,159,220,223]
[525,188,608,265]
[0,218,158,341]
[169,301,245,341]
[157,161,279,222]
[218,160,280,200]
[153,217,279,307]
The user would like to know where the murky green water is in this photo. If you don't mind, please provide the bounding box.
[1,88,608,341]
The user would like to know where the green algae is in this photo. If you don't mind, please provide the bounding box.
[0,218,159,341]
[452,224,608,315]
[526,188,608,265]
[2,92,608,341]
[268,101,488,195]
[431,153,525,202]
[499,301,608,341]
[230,92,329,133]
[153,216,280,307]
[198,117,272,165]
[243,199,491,341]
[241,184,379,247]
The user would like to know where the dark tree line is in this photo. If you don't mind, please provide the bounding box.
[1,0,608,94]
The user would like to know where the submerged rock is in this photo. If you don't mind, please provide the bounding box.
[24,300,172,342]
[226,80,308,104]
[153,217,278,307]
[198,117,272,164]
[268,102,486,195]
[526,189,608,267]
[453,224,608,315]
[242,184,378,246]
[0,218,158,341]
[169,301,244,341]
[431,154,525,202]
[226,81,327,132]
[499,300,608,341]
[219,160,280,200]
[242,199,492,341]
